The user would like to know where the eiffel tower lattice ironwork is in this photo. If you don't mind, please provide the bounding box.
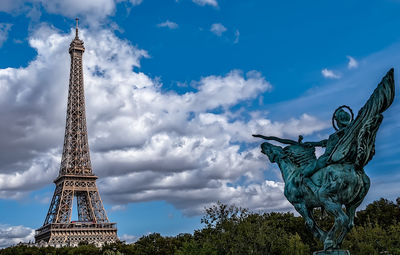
[35,19,118,247]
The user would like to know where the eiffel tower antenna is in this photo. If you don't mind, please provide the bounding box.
[35,20,118,247]
[75,18,79,38]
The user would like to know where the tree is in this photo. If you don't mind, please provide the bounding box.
[355,198,400,229]
[177,202,311,255]
[2,197,400,254]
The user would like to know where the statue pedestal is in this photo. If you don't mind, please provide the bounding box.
[313,250,350,255]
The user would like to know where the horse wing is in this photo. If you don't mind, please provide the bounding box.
[328,69,395,167]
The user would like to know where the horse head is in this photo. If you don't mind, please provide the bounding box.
[261,142,284,163]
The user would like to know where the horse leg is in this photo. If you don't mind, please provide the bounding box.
[319,199,349,250]
[330,202,358,248]
[294,203,327,242]
[333,202,359,247]
[315,170,352,249]
[347,173,370,231]
[337,174,370,246]
[318,178,349,250]
[336,198,362,247]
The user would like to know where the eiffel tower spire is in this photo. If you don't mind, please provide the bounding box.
[75,18,79,38]
[35,20,118,246]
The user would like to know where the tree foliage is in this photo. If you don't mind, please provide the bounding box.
[1,197,400,255]
[355,198,400,229]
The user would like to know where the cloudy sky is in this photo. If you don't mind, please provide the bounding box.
[0,0,400,247]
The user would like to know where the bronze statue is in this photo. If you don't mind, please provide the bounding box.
[254,69,395,253]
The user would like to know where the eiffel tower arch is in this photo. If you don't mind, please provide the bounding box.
[35,20,118,247]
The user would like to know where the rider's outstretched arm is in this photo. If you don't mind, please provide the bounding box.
[252,134,298,145]
[303,139,328,148]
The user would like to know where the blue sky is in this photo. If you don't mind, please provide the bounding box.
[0,0,400,247]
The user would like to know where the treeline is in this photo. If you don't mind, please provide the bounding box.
[1,198,400,255]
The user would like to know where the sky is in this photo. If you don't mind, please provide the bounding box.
[0,0,400,247]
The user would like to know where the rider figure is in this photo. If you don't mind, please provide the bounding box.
[302,108,352,179]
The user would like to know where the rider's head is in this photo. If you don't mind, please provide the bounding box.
[334,108,351,129]
[298,135,304,143]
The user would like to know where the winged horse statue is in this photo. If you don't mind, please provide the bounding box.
[253,69,395,252]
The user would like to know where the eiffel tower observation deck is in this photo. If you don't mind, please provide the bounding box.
[35,19,118,247]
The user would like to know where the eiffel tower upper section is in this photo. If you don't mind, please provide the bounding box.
[59,18,92,177]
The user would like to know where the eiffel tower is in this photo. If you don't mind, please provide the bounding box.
[35,19,118,247]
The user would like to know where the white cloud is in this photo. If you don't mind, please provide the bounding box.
[321,68,340,79]
[0,23,12,47]
[347,55,358,69]
[120,234,138,243]
[210,23,227,36]
[0,224,34,248]
[40,0,116,25]
[234,29,240,44]
[0,0,142,26]
[0,0,26,13]
[110,205,127,212]
[129,0,143,5]
[192,0,218,7]
[157,20,178,29]
[33,194,52,204]
[0,24,328,216]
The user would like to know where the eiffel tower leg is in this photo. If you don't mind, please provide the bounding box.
[44,183,62,226]
[55,185,74,223]
[77,191,93,222]
[89,190,109,223]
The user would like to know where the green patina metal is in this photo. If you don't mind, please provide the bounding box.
[254,69,395,252]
